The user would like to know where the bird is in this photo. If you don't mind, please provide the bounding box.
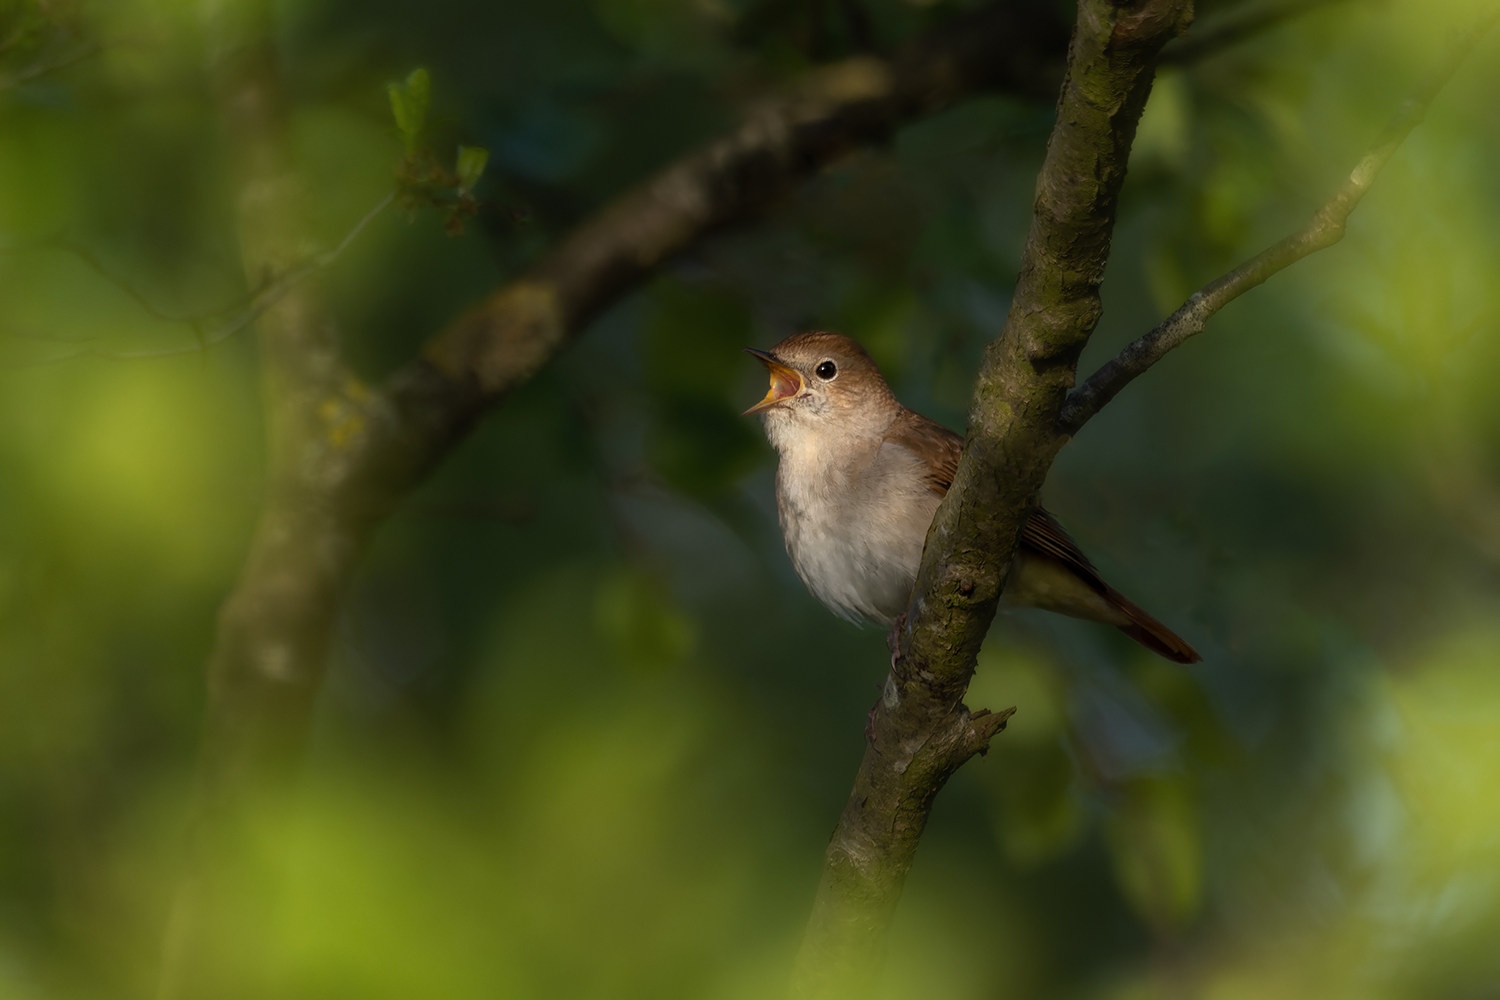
[743,331,1200,664]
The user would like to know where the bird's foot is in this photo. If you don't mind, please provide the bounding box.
[885,611,908,672]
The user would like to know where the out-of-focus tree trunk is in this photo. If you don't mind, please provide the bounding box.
[159,3,372,996]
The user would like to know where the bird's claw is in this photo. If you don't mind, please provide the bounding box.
[886,611,908,672]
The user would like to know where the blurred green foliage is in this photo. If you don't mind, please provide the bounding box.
[3,0,1500,998]
[388,68,430,150]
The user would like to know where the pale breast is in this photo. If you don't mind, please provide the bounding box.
[775,437,941,625]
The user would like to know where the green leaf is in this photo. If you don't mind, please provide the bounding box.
[455,145,489,194]
[387,67,431,149]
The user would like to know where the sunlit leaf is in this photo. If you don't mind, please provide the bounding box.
[455,144,488,194]
[387,68,431,149]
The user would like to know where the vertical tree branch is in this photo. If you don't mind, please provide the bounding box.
[790,2,1194,995]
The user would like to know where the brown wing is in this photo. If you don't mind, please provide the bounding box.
[883,408,962,496]
[883,409,1200,663]
[1022,508,1104,589]
[1024,509,1201,664]
[883,411,1105,583]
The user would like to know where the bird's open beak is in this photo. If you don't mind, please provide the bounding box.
[742,348,804,415]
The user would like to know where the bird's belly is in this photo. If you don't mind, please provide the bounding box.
[781,495,929,626]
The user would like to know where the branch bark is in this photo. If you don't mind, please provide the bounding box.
[790,2,1194,995]
[1059,0,1500,436]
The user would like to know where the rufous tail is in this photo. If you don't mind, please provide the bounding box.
[1105,586,1202,664]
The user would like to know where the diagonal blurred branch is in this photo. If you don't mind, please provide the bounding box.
[1059,1,1500,436]
[338,0,1314,516]
[408,3,1069,393]
[302,0,1080,535]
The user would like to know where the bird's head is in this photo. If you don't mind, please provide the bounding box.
[742,332,897,441]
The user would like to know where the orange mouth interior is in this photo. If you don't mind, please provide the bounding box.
[743,357,803,415]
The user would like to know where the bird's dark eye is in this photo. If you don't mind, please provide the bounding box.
[815,360,837,380]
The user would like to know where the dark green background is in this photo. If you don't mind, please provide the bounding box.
[2,0,1499,996]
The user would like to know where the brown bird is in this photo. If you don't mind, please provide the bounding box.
[744,331,1200,664]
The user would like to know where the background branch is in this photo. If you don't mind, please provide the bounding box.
[1060,1,1500,436]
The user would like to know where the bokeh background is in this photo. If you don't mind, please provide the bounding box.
[3,0,1500,997]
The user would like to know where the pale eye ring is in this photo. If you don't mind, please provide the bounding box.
[815,360,837,380]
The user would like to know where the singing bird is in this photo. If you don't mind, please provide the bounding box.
[744,331,1200,664]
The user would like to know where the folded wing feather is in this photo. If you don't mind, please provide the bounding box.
[883,408,1201,663]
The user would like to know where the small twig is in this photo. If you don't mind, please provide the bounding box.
[314,190,395,266]
[55,240,204,325]
[1059,3,1500,436]
[400,498,537,523]
[0,38,101,90]
[1159,0,1356,66]
[4,191,393,367]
